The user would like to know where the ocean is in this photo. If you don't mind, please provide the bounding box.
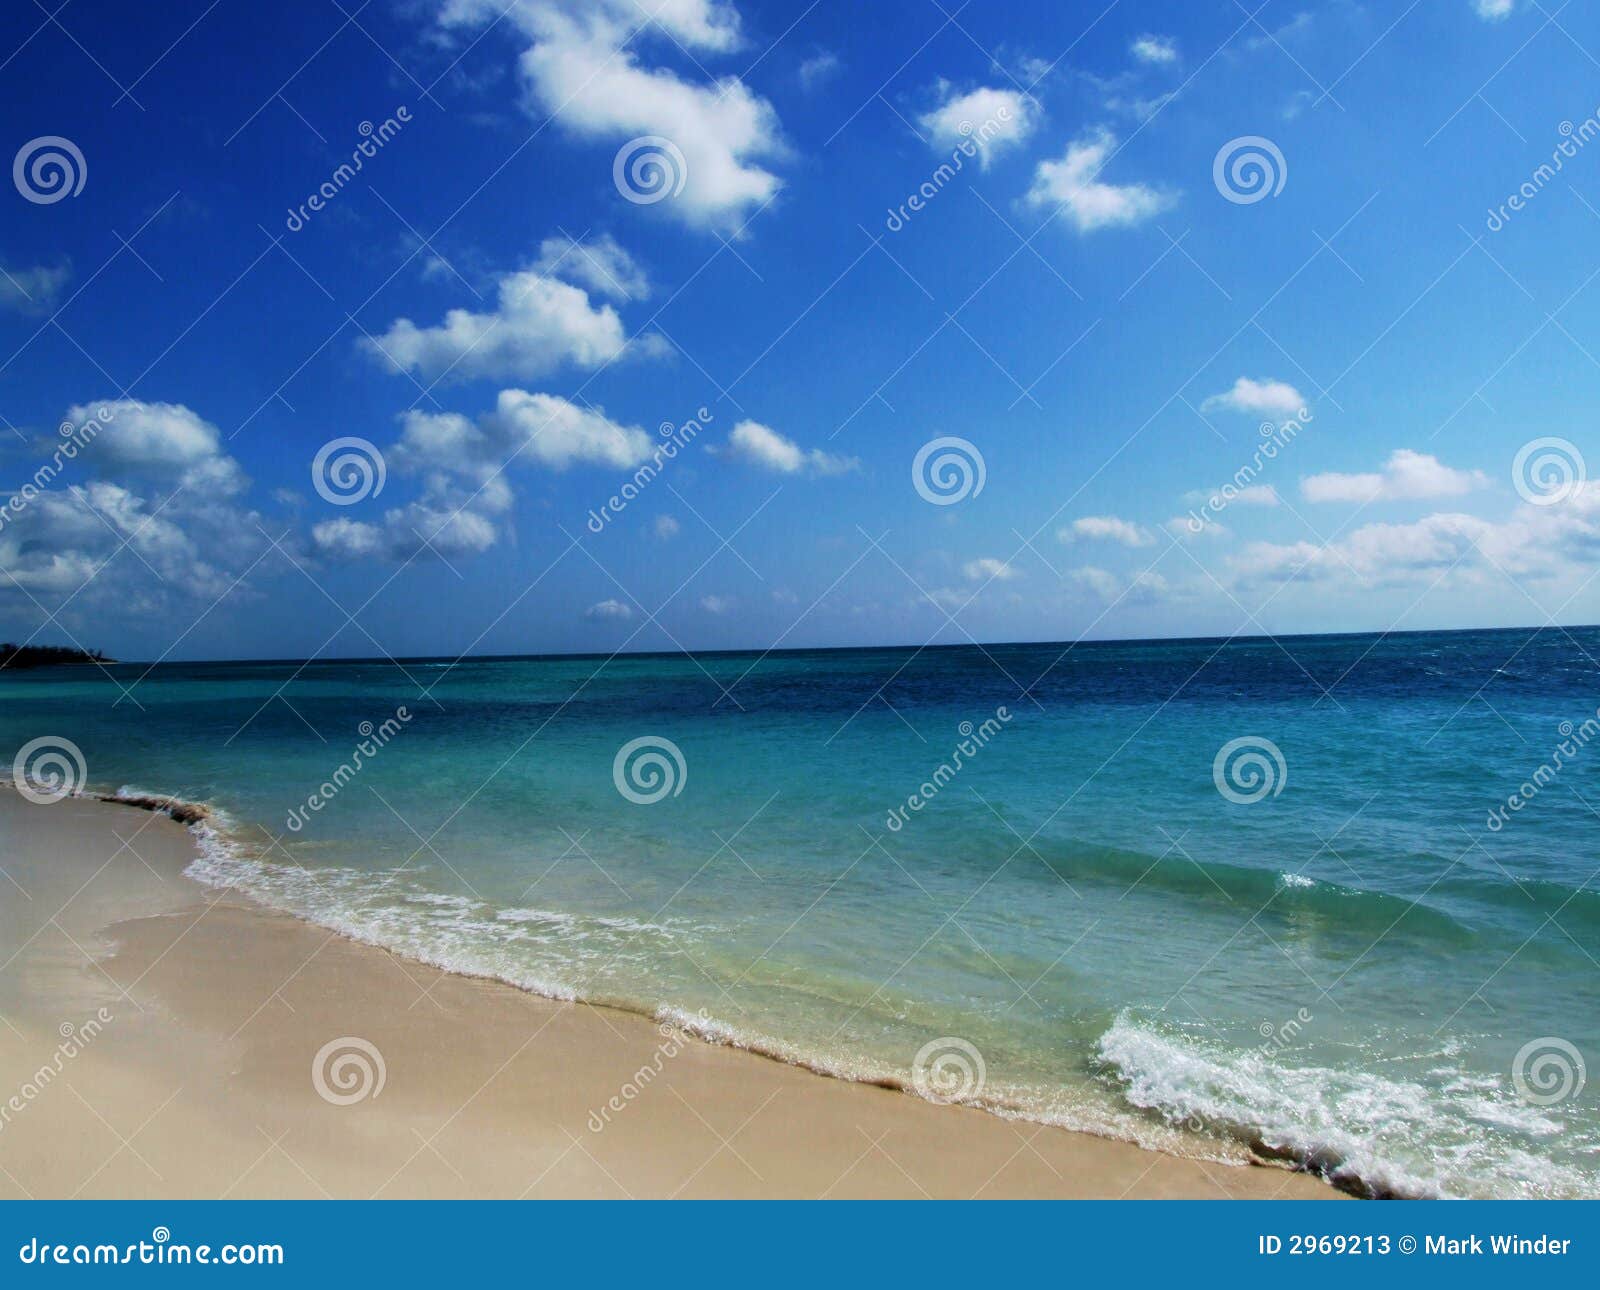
[4,626,1597,1198]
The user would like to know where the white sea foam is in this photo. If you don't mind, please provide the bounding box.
[1095,1013,1591,1198]
[180,828,692,1008]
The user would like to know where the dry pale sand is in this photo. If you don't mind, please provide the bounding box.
[0,791,1339,1200]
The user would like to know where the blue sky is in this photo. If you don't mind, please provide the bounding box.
[3,0,1600,661]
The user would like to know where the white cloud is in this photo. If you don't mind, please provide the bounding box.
[1301,450,1489,504]
[440,0,784,232]
[66,398,247,496]
[316,392,658,563]
[1131,34,1177,64]
[653,514,680,540]
[700,594,733,613]
[0,400,262,610]
[1167,515,1229,541]
[480,390,657,471]
[1129,570,1169,600]
[308,517,385,560]
[1025,128,1173,232]
[1228,487,1600,593]
[310,502,499,564]
[394,391,654,477]
[798,51,841,90]
[0,262,69,313]
[585,598,635,621]
[1234,515,1489,589]
[724,420,857,476]
[1474,0,1514,19]
[533,233,649,301]
[1232,484,1282,507]
[962,556,1020,581]
[365,267,661,383]
[1201,377,1306,418]
[1103,92,1177,122]
[919,85,1038,167]
[1058,515,1155,547]
[1072,566,1169,604]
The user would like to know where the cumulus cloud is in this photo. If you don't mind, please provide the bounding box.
[1058,515,1155,547]
[585,597,635,621]
[475,390,657,471]
[365,267,663,383]
[1301,450,1489,504]
[533,233,650,302]
[1201,377,1305,418]
[919,84,1037,166]
[723,420,857,476]
[0,399,263,611]
[439,0,784,232]
[61,398,248,496]
[1025,128,1173,232]
[653,514,680,540]
[310,503,499,564]
[1234,515,1489,589]
[1229,487,1600,594]
[1131,34,1177,64]
[700,594,733,613]
[313,392,658,563]
[1474,0,1514,18]
[0,261,69,313]
[962,556,1020,581]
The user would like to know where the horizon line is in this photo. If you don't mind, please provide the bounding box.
[10,619,1594,671]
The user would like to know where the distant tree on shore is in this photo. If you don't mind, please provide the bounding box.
[0,643,113,669]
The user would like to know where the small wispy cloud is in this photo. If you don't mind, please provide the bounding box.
[724,420,857,476]
[585,598,634,621]
[962,557,1021,581]
[1130,34,1178,65]
[798,51,842,90]
[1058,515,1155,547]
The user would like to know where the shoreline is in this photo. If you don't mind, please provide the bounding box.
[0,788,1340,1199]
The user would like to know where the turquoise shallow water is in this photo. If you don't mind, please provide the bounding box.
[3,628,1598,1197]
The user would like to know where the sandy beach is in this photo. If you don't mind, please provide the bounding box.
[0,789,1338,1200]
